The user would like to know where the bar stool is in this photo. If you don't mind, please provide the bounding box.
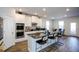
[48,33,56,39]
[36,36,48,52]
[55,29,64,46]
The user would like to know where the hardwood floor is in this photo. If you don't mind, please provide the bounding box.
[40,37,79,52]
[5,36,79,52]
[5,41,28,52]
[57,37,79,52]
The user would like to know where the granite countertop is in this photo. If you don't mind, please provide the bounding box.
[28,33,45,39]
[25,30,45,34]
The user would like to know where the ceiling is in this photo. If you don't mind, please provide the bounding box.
[1,7,79,20]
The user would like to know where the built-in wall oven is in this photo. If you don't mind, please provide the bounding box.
[16,23,24,39]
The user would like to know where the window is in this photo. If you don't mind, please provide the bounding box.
[46,21,49,30]
[70,23,76,35]
[58,21,64,29]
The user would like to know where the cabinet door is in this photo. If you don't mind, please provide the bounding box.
[3,17,15,50]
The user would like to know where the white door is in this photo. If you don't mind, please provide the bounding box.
[3,17,15,50]
[70,23,76,35]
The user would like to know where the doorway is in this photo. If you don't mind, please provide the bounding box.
[70,23,76,35]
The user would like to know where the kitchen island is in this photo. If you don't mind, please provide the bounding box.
[25,31,57,52]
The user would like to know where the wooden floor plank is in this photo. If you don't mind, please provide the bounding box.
[5,36,79,52]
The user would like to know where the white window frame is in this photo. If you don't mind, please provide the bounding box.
[46,21,50,30]
[58,21,64,29]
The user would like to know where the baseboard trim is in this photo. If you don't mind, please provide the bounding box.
[64,35,79,38]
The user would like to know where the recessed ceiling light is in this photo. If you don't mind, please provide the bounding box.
[64,15,67,17]
[42,8,46,11]
[66,8,70,11]
[34,13,38,15]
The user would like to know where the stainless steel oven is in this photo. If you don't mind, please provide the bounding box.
[16,23,24,38]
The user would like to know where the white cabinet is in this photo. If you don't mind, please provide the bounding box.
[3,16,15,50]
[31,16,42,27]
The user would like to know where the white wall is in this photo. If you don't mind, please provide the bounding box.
[53,16,79,37]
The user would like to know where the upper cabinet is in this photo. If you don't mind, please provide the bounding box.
[31,16,42,27]
[25,16,43,27]
[25,16,32,26]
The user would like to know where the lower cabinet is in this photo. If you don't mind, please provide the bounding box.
[27,35,57,52]
[36,39,56,52]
